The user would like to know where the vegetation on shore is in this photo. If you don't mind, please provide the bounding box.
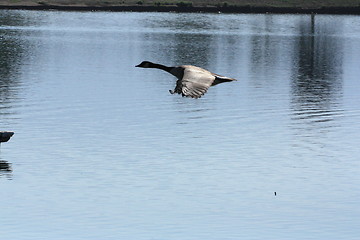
[1,0,360,13]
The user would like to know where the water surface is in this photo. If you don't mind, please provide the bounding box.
[1,10,360,240]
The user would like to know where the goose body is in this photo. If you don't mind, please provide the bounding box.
[136,61,237,99]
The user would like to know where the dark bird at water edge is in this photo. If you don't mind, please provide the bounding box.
[0,131,14,143]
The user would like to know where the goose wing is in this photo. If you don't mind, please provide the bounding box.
[180,66,215,98]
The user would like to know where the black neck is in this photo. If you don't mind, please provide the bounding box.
[150,63,173,73]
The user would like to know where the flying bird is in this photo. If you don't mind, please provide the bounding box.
[135,61,237,99]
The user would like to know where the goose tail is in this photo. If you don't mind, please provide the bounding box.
[212,75,237,86]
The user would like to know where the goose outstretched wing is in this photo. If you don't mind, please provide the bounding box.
[179,66,215,98]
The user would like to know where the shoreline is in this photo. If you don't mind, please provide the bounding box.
[1,3,360,14]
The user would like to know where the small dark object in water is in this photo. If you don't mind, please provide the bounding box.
[0,131,14,143]
[274,192,277,196]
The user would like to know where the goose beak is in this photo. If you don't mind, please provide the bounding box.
[135,64,141,67]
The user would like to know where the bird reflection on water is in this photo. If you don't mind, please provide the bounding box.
[0,160,12,179]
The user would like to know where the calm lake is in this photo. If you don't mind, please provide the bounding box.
[1,9,360,239]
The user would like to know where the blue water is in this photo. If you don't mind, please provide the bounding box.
[1,10,360,239]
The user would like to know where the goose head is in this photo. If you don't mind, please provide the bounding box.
[135,61,154,68]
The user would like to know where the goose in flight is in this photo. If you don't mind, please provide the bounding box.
[135,61,237,99]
